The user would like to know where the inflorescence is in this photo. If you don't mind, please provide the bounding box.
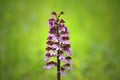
[43,11,73,76]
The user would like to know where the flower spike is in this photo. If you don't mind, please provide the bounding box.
[44,11,73,79]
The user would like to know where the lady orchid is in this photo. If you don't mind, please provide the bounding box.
[43,11,73,80]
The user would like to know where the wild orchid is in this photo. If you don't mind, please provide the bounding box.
[44,11,73,80]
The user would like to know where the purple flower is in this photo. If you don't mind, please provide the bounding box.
[49,27,57,34]
[48,16,55,28]
[44,52,51,62]
[65,56,73,64]
[59,67,66,76]
[44,11,73,76]
[60,35,70,44]
[46,46,52,51]
[48,34,58,42]
[59,55,66,62]
[51,44,59,50]
[66,48,72,56]
[43,61,57,69]
[60,34,69,41]
[62,44,72,55]
[63,63,73,70]
[60,71,66,76]
[50,50,57,56]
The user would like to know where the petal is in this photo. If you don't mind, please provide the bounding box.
[68,60,73,64]
[49,34,58,42]
[66,48,72,55]
[51,44,59,50]
[44,57,50,62]
[59,55,66,62]
[43,65,50,69]
[61,40,70,44]
[43,64,54,69]
[50,50,57,56]
[61,71,66,76]
[67,67,73,70]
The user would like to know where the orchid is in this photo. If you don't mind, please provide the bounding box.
[43,11,73,80]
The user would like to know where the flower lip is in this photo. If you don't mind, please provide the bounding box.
[44,61,57,69]
[65,27,69,33]
[59,55,65,62]
[65,48,72,56]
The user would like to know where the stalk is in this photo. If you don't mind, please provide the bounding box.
[56,16,60,80]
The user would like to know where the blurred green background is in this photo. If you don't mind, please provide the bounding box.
[0,0,120,80]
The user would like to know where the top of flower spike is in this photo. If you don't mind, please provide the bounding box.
[51,12,57,15]
[51,11,64,17]
[60,11,64,15]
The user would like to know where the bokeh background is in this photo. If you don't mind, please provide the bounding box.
[0,0,120,80]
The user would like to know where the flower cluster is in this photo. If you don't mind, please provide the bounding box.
[43,11,73,76]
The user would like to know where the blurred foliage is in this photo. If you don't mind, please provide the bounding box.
[0,0,120,80]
